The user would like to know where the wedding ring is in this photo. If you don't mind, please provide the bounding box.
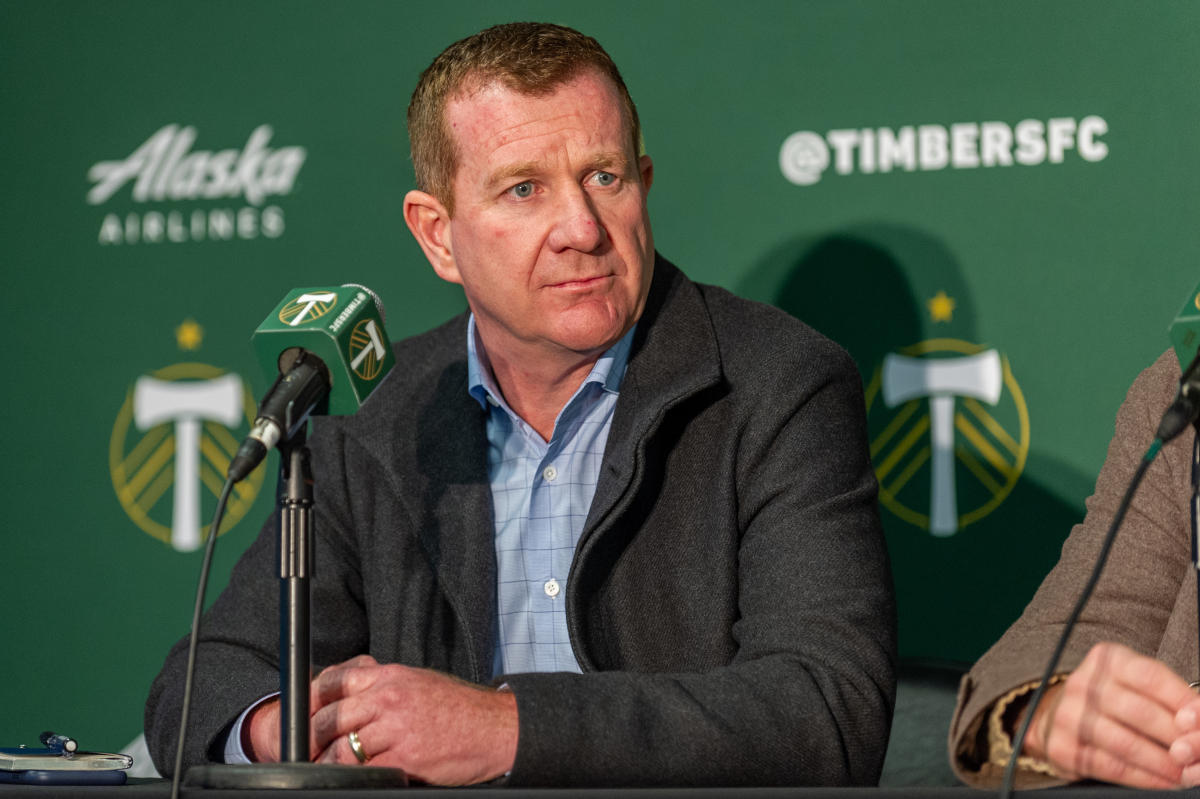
[347,729,368,764]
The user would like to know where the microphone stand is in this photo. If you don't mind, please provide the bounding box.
[279,426,314,763]
[184,424,407,789]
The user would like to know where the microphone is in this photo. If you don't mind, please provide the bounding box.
[1156,279,1200,443]
[227,284,395,482]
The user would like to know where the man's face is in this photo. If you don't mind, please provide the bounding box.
[422,70,654,363]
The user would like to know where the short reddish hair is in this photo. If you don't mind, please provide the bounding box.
[407,22,642,215]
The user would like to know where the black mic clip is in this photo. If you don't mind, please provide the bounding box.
[1157,349,1200,444]
[228,349,332,483]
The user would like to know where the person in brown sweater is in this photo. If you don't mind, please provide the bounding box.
[949,349,1200,789]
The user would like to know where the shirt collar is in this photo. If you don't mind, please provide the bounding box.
[467,315,636,410]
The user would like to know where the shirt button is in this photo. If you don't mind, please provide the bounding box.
[544,578,560,598]
[542,465,558,481]
[486,394,499,407]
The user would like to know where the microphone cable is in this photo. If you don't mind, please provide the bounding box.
[998,438,1161,798]
[999,361,1200,797]
[169,476,235,799]
[996,383,1200,799]
[1192,431,1200,699]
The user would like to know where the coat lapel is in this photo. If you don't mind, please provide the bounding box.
[569,258,724,672]
[412,343,497,682]
[582,257,723,538]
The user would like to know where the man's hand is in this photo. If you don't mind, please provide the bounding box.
[307,655,517,785]
[240,656,518,785]
[1169,688,1200,785]
[1021,641,1195,788]
[244,696,282,763]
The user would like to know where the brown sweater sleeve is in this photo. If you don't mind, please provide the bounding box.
[948,350,1192,788]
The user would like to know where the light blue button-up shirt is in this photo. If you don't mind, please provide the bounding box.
[467,316,634,677]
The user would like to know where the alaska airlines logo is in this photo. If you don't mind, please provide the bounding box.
[780,115,1108,186]
[88,124,305,206]
[865,336,1029,536]
[109,322,264,551]
[89,124,306,246]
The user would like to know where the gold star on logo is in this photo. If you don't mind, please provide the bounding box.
[927,291,956,323]
[175,318,204,351]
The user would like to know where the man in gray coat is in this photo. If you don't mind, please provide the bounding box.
[146,22,895,786]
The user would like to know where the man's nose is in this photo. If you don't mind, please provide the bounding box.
[546,188,606,253]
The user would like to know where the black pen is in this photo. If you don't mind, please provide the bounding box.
[39,731,78,756]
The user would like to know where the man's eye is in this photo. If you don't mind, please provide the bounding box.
[509,182,534,198]
[593,171,617,187]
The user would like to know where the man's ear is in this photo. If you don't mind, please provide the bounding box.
[638,154,654,193]
[403,190,461,285]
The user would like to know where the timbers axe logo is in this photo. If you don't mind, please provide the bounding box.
[110,362,265,551]
[349,318,387,380]
[279,291,337,326]
[864,339,1029,536]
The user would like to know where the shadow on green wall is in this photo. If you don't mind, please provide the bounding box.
[739,225,1093,663]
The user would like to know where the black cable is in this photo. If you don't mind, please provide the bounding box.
[1191,430,1200,687]
[169,477,236,799]
[998,438,1162,799]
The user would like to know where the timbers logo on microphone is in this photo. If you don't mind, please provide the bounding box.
[253,285,394,412]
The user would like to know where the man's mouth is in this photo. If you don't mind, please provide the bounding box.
[547,275,611,290]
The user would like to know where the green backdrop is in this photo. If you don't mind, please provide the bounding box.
[2,0,1197,757]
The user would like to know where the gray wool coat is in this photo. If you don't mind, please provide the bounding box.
[146,256,896,787]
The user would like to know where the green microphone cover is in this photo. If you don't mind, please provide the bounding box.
[1170,279,1200,371]
[251,285,394,415]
